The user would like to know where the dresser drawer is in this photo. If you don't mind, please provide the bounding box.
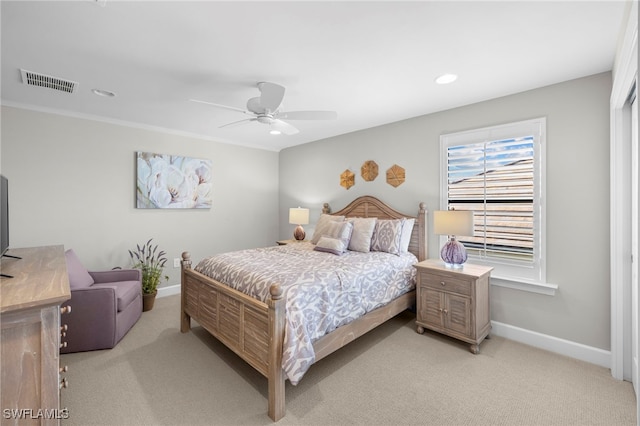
[420,271,472,296]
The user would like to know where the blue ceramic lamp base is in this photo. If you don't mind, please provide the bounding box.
[440,237,467,268]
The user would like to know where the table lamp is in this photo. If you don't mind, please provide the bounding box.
[433,209,474,268]
[289,207,309,241]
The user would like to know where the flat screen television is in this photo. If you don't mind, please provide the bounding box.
[1,175,9,256]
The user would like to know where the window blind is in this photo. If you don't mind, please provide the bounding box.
[446,136,535,262]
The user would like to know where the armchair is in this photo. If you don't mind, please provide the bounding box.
[61,249,142,353]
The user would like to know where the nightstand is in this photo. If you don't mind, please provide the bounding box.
[414,259,493,354]
[276,239,307,245]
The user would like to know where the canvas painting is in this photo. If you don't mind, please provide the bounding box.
[136,152,212,209]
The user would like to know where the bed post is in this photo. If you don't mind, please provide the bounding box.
[418,202,428,261]
[267,283,286,421]
[180,251,192,333]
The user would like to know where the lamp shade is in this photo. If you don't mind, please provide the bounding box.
[433,210,474,236]
[289,207,309,225]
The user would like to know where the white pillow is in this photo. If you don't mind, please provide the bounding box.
[399,218,415,253]
[311,214,345,244]
[346,217,377,252]
[371,218,405,255]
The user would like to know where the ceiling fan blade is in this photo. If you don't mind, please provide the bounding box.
[258,82,285,112]
[271,119,299,135]
[275,110,337,120]
[190,99,250,115]
[219,118,255,129]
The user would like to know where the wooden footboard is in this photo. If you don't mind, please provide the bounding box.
[180,252,286,420]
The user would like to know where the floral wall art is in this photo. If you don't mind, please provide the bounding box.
[136,152,212,209]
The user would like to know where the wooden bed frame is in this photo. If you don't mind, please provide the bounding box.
[180,196,427,421]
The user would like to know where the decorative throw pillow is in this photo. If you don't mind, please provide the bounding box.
[347,217,377,252]
[64,249,95,289]
[314,236,347,256]
[370,218,405,255]
[311,214,345,244]
[323,220,353,251]
[399,218,415,253]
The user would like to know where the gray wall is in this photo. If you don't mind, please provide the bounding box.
[1,72,612,351]
[1,106,279,288]
[279,72,612,350]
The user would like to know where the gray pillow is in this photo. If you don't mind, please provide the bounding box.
[347,217,377,252]
[371,218,405,255]
[311,214,345,244]
[322,220,353,252]
[314,236,347,255]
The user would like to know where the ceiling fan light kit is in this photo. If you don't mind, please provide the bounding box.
[191,81,337,135]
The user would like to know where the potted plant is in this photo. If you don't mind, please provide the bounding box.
[129,238,168,311]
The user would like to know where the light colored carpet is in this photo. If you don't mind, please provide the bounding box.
[61,294,636,425]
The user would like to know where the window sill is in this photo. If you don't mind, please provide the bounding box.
[490,274,558,296]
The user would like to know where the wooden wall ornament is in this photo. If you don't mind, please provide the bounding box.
[361,160,378,182]
[386,164,405,187]
[340,169,355,190]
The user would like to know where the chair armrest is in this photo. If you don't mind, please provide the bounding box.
[61,286,118,353]
[89,268,141,283]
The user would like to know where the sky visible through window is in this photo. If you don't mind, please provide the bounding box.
[447,136,534,183]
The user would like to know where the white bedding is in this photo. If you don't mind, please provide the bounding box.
[194,242,417,384]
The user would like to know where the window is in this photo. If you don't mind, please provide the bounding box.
[440,118,546,285]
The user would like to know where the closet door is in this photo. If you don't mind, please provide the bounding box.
[631,87,638,394]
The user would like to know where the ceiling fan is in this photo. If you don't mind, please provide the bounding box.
[190,82,337,135]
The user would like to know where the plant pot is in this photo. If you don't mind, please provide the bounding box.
[142,290,157,312]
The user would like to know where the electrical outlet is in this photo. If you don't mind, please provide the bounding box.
[173,258,181,268]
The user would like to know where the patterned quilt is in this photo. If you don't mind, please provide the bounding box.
[194,242,417,385]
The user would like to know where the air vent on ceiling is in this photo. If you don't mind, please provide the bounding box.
[20,69,78,94]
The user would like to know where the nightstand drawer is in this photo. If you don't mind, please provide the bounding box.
[420,271,472,296]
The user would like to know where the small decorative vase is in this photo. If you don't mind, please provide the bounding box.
[440,237,467,268]
[293,225,306,241]
[142,290,157,312]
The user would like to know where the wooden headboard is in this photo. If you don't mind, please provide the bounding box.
[323,195,428,261]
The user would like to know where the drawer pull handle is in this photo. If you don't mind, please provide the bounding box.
[440,281,446,286]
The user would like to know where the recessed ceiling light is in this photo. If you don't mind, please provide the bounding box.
[91,88,115,97]
[270,129,282,135]
[435,74,458,85]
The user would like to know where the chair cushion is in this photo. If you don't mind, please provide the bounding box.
[65,249,95,289]
[92,280,140,312]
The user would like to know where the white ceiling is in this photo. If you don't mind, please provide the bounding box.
[1,0,628,152]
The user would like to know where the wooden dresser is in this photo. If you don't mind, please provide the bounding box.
[414,259,492,354]
[1,245,71,425]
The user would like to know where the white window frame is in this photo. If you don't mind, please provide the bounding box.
[440,117,555,295]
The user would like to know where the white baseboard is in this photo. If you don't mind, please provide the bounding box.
[152,286,613,370]
[157,284,181,298]
[491,320,611,369]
